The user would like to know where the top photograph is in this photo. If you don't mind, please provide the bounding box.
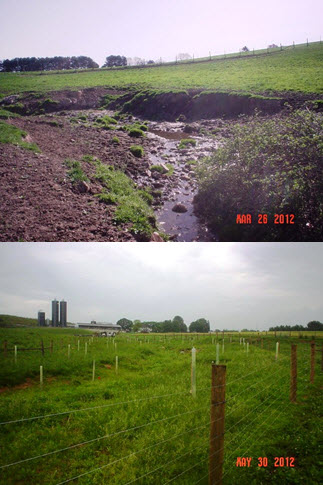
[0,0,322,242]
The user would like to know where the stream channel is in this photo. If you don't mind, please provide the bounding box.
[146,120,219,241]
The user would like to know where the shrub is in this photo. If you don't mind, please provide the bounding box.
[195,109,323,241]
[112,136,120,144]
[178,138,196,149]
[130,145,144,157]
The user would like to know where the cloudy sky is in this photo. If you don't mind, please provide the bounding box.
[0,243,322,330]
[0,0,321,65]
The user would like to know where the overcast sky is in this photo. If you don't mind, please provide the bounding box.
[0,0,321,65]
[0,243,322,330]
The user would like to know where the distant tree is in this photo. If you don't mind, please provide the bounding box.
[241,46,249,52]
[132,57,146,66]
[102,55,127,68]
[268,44,278,49]
[147,60,155,64]
[307,321,323,331]
[116,318,133,331]
[0,60,3,72]
[132,319,142,332]
[189,318,210,333]
[177,53,192,61]
[1,55,98,72]
[172,315,187,332]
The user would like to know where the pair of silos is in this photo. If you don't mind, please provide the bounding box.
[52,299,67,326]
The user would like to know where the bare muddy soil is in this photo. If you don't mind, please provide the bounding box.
[0,111,154,241]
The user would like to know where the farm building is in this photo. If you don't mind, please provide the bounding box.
[76,321,121,336]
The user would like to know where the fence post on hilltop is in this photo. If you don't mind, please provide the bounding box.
[68,344,71,359]
[85,342,87,355]
[14,345,17,363]
[77,340,80,351]
[191,347,196,397]
[209,364,226,485]
[41,340,44,356]
[4,340,7,358]
[310,342,315,383]
[290,344,297,402]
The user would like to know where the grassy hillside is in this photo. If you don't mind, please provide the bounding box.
[0,43,322,97]
[0,314,38,327]
[0,328,321,484]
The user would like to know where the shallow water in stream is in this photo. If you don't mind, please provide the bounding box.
[147,121,219,241]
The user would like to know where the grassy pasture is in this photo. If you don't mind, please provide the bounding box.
[0,328,322,484]
[0,43,322,97]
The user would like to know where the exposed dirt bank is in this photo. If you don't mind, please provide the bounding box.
[1,87,321,121]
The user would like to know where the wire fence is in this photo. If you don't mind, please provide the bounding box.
[0,339,321,484]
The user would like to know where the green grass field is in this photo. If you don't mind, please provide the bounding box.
[0,43,322,98]
[0,328,322,484]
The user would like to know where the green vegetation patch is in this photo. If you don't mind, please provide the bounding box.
[178,138,197,149]
[65,159,89,183]
[195,109,323,241]
[0,108,21,119]
[94,161,155,237]
[1,43,322,97]
[130,145,144,157]
[0,121,40,152]
[111,136,120,144]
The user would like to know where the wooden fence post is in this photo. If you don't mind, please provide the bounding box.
[41,340,45,356]
[209,364,226,485]
[310,342,315,383]
[290,344,297,402]
[191,347,196,397]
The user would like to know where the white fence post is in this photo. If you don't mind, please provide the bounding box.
[115,356,119,375]
[40,365,43,386]
[191,347,196,397]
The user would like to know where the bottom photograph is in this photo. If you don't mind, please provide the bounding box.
[0,242,322,485]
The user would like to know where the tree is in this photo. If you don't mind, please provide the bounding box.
[189,318,210,333]
[147,60,155,64]
[241,46,249,52]
[132,320,142,332]
[116,318,133,331]
[172,315,187,332]
[177,53,192,61]
[102,55,127,68]
[307,321,323,331]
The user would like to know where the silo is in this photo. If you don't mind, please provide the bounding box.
[38,310,46,327]
[52,299,59,327]
[60,300,67,327]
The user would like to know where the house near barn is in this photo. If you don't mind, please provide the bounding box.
[76,321,121,337]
